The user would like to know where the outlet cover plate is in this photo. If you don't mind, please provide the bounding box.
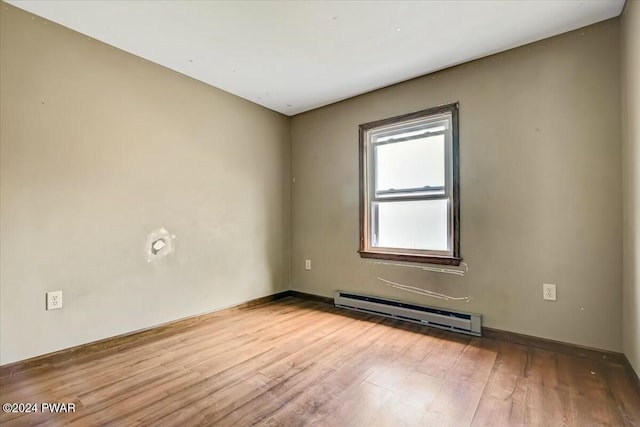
[543,283,556,301]
[46,290,63,310]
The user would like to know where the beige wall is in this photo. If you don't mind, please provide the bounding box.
[0,4,290,365]
[622,0,640,375]
[291,19,623,351]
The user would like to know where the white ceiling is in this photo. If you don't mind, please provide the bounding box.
[6,0,625,116]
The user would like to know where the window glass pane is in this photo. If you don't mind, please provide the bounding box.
[373,199,449,251]
[375,135,445,196]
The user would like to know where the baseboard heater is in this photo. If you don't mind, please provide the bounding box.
[334,291,482,337]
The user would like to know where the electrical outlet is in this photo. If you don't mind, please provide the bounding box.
[543,284,556,301]
[46,291,63,310]
[305,259,311,270]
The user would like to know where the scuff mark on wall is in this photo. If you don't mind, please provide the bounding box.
[378,277,473,302]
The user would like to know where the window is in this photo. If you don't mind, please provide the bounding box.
[358,103,461,265]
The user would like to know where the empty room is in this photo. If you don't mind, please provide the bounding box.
[1,0,639,425]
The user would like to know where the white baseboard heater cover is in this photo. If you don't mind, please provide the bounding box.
[334,291,482,337]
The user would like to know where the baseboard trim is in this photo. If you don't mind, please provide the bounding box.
[624,355,640,392]
[482,327,626,365]
[289,290,628,366]
[288,290,334,305]
[0,291,290,377]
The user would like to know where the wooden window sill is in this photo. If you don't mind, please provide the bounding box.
[358,250,462,266]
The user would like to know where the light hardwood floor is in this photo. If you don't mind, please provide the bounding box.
[1,297,639,426]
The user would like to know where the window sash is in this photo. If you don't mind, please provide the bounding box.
[374,186,446,199]
[371,131,451,203]
[370,199,451,255]
[372,133,448,199]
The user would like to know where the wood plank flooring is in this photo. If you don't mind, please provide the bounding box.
[1,297,639,426]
